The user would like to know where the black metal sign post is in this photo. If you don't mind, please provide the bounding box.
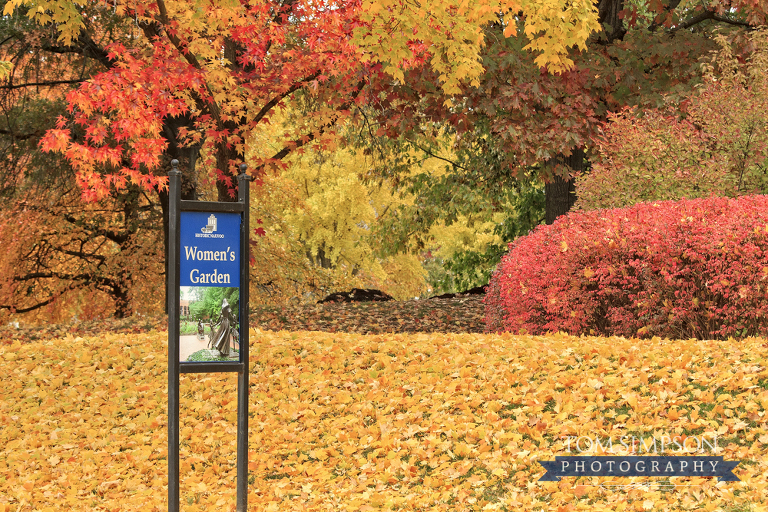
[167,159,250,512]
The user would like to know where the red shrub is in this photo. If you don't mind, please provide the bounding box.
[484,195,768,339]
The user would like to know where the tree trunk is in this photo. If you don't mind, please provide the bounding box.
[113,272,132,319]
[544,148,586,225]
[159,115,203,313]
[542,0,624,225]
[545,175,576,225]
[597,0,627,41]
[308,247,334,269]
[215,38,246,203]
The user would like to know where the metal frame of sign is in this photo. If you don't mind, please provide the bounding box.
[167,160,250,512]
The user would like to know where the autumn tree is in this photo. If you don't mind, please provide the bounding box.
[575,30,768,210]
[364,0,768,238]
[0,0,606,314]
[247,141,431,302]
[0,180,165,321]
[0,6,164,320]
[0,98,164,320]
[3,0,602,203]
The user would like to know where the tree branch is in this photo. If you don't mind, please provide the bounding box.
[0,292,69,313]
[672,10,754,32]
[0,79,87,90]
[0,269,122,313]
[408,140,470,172]
[252,70,322,126]
[256,81,367,170]
[59,248,108,264]
[62,212,131,244]
[0,128,45,140]
[40,31,113,69]
[13,271,99,282]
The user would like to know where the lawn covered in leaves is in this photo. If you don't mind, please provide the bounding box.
[2,329,768,511]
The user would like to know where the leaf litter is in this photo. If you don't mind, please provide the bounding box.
[2,326,768,511]
[250,296,486,334]
[0,296,485,345]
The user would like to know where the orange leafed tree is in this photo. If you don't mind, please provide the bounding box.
[0,11,165,321]
[1,0,600,319]
[5,0,600,202]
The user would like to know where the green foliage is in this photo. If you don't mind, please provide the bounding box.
[357,122,545,292]
[179,320,198,335]
[187,287,239,321]
[574,108,738,210]
[186,348,239,362]
[365,130,510,252]
[440,178,545,291]
[420,256,456,295]
[0,97,69,197]
[443,250,501,292]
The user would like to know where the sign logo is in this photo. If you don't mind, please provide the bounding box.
[201,214,218,233]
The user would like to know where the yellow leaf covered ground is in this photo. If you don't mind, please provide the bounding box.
[1,330,768,511]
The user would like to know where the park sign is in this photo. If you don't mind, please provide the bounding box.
[166,160,250,512]
[180,211,240,287]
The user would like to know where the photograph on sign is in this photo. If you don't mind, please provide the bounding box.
[179,211,241,363]
[179,286,240,362]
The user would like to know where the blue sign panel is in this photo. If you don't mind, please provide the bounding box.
[180,212,240,287]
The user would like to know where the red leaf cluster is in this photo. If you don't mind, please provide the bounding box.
[37,0,372,201]
[485,195,768,339]
[40,41,201,200]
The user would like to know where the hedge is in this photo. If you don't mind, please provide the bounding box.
[485,195,768,339]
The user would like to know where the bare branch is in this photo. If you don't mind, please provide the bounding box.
[252,70,322,126]
[0,79,87,90]
[673,10,754,32]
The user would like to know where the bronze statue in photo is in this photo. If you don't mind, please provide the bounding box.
[210,298,236,357]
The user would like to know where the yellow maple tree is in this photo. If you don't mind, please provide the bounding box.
[356,0,599,93]
[247,111,431,302]
[7,0,600,94]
